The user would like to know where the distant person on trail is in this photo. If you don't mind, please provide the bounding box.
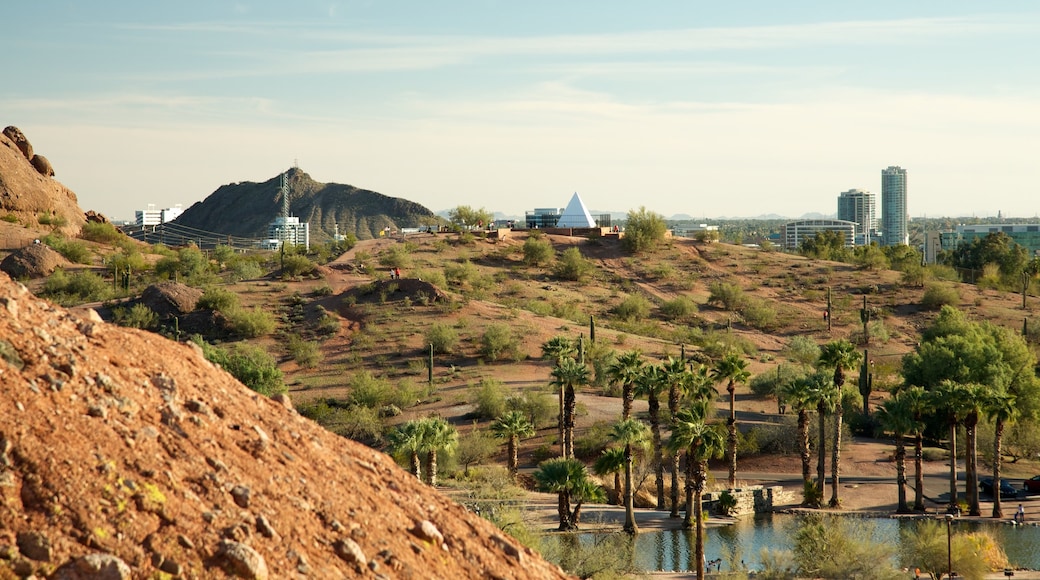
[394,267,401,279]
[1016,504,1026,523]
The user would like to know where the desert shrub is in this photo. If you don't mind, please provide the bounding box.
[621,206,668,254]
[378,244,413,269]
[472,378,508,420]
[444,259,479,286]
[80,221,125,245]
[925,263,960,282]
[741,298,777,329]
[312,283,333,297]
[707,281,746,311]
[42,269,112,305]
[230,258,264,282]
[552,247,593,281]
[227,307,276,338]
[506,391,556,429]
[347,371,396,408]
[541,527,643,579]
[193,337,285,396]
[783,336,820,367]
[286,334,323,368]
[899,520,1005,580]
[107,248,147,275]
[455,430,499,476]
[749,364,802,399]
[197,287,239,312]
[1,213,17,223]
[298,399,384,446]
[921,283,959,310]
[281,254,315,278]
[522,236,554,266]
[43,234,91,264]
[480,323,519,361]
[791,514,903,579]
[37,212,67,227]
[573,420,614,461]
[660,296,697,321]
[425,323,459,354]
[746,419,800,455]
[612,294,651,322]
[112,303,159,330]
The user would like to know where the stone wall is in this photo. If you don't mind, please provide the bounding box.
[703,485,799,517]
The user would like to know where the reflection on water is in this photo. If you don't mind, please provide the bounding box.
[544,514,1040,573]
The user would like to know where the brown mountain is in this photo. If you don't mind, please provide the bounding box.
[174,168,436,242]
[0,271,568,579]
[0,126,86,245]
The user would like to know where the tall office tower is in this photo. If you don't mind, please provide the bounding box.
[837,189,877,245]
[881,166,908,246]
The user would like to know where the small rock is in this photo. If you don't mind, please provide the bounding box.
[185,399,211,415]
[53,553,132,580]
[411,520,443,545]
[231,485,251,508]
[159,557,182,576]
[176,535,195,549]
[218,541,268,580]
[333,538,366,570]
[16,530,51,562]
[255,514,277,539]
[87,405,107,418]
[270,393,294,412]
[490,535,523,564]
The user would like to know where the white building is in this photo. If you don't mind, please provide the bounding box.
[135,204,183,226]
[781,219,857,250]
[837,189,878,245]
[266,216,310,250]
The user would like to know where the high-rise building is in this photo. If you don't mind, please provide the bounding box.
[836,189,877,245]
[881,166,908,246]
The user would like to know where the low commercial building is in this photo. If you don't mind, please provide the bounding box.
[780,219,857,250]
[938,224,1040,258]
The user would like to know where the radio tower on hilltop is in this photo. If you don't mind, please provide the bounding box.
[265,167,310,250]
[280,171,290,219]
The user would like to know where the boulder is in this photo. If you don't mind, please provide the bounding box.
[2,126,32,160]
[139,282,203,318]
[84,210,109,224]
[0,243,68,279]
[31,154,54,177]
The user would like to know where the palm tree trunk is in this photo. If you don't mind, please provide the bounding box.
[683,449,695,529]
[829,402,842,507]
[564,385,576,459]
[427,450,438,487]
[966,414,980,516]
[623,443,638,534]
[571,499,585,528]
[623,383,633,421]
[914,431,925,511]
[948,419,958,510]
[727,383,737,488]
[895,438,909,513]
[508,436,518,476]
[798,409,811,491]
[816,401,827,504]
[693,458,706,580]
[558,383,565,457]
[669,383,681,517]
[410,452,421,480]
[614,472,622,506]
[648,393,665,510]
[993,418,1005,518]
[558,491,572,531]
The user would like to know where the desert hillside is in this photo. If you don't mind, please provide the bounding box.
[0,271,568,579]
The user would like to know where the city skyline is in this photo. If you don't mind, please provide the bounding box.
[6,2,1040,221]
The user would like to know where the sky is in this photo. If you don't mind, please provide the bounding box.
[5,1,1040,221]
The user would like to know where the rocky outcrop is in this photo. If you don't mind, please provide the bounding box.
[0,272,570,578]
[2,126,32,161]
[0,242,68,279]
[0,125,84,239]
[30,154,54,177]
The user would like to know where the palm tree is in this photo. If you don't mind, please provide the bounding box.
[876,393,917,513]
[986,389,1018,518]
[533,457,602,531]
[418,417,458,487]
[711,352,750,489]
[593,447,626,505]
[387,419,426,479]
[491,410,535,477]
[898,386,929,512]
[610,418,651,534]
[783,372,824,496]
[635,363,668,509]
[668,402,725,580]
[818,339,860,507]
[607,350,644,421]
[805,372,836,506]
[663,355,690,518]
[960,383,987,516]
[551,356,590,459]
[542,336,576,449]
[930,381,968,511]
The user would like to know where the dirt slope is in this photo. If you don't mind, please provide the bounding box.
[0,272,569,579]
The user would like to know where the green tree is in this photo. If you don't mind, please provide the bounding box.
[668,403,725,580]
[553,247,594,281]
[818,340,860,507]
[533,457,605,531]
[592,447,625,506]
[491,410,536,476]
[930,381,970,510]
[551,357,590,459]
[784,372,828,496]
[805,372,837,506]
[986,389,1018,518]
[387,420,426,479]
[522,236,555,266]
[607,350,644,420]
[448,205,493,230]
[799,230,851,261]
[635,363,668,509]
[418,417,458,486]
[609,418,650,534]
[711,352,751,488]
[876,392,918,513]
[621,206,668,254]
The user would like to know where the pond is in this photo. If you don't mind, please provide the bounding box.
[544,514,1040,573]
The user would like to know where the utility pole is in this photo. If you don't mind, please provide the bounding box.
[826,288,832,332]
